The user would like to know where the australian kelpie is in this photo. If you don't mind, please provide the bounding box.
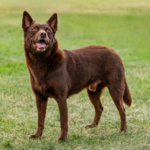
[22,11,132,141]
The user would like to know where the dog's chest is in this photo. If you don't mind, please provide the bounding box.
[32,78,56,97]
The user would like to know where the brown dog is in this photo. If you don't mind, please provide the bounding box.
[22,11,132,141]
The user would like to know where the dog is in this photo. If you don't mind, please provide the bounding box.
[22,11,132,141]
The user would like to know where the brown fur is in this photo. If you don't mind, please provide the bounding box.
[22,11,132,141]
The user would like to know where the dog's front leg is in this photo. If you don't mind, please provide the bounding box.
[56,98,68,141]
[30,91,48,139]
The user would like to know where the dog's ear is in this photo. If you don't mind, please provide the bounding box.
[46,13,58,33]
[22,11,34,31]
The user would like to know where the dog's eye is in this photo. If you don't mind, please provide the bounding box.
[46,28,50,32]
[32,27,37,31]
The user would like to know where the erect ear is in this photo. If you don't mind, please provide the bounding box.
[46,13,58,33]
[22,11,34,31]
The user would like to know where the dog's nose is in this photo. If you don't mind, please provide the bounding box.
[40,32,46,38]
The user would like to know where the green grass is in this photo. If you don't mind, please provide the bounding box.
[0,0,150,149]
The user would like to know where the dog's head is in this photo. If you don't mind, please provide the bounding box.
[22,11,58,53]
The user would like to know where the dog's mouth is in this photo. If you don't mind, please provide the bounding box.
[32,39,48,51]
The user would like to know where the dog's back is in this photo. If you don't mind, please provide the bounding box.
[63,45,125,96]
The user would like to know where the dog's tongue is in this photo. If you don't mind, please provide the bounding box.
[37,41,46,48]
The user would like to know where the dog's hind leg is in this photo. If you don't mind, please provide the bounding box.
[107,83,127,131]
[85,83,105,128]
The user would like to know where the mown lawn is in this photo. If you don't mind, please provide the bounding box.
[0,0,150,149]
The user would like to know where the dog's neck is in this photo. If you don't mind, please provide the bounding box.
[24,39,65,80]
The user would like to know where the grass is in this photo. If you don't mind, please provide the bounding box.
[0,0,150,149]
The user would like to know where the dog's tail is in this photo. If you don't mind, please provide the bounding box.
[123,78,132,106]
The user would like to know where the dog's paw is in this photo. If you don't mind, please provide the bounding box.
[120,125,127,132]
[85,123,97,128]
[29,134,41,139]
[57,137,67,142]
